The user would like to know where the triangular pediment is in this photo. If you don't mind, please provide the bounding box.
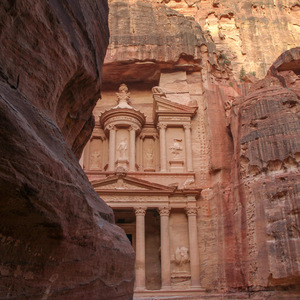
[91,174,173,192]
[154,96,196,114]
[153,92,197,124]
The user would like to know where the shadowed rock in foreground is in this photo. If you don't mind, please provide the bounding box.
[0,1,135,299]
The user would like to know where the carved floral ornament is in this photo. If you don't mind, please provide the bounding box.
[157,123,167,130]
[129,125,139,131]
[134,207,147,216]
[185,207,199,216]
[158,206,171,216]
[106,124,116,131]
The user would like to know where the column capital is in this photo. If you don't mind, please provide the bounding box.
[185,207,198,216]
[157,123,167,130]
[107,124,116,130]
[183,124,192,130]
[130,125,139,131]
[158,206,171,216]
[134,207,147,216]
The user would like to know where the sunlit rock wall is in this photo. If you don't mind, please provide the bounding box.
[151,0,300,80]
[103,0,300,295]
[228,47,300,289]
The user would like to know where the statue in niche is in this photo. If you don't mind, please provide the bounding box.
[116,83,131,105]
[90,151,101,169]
[144,140,154,168]
[173,247,190,266]
[117,138,128,159]
[169,139,183,159]
[145,149,154,168]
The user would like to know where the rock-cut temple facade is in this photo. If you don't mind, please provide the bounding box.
[81,82,206,296]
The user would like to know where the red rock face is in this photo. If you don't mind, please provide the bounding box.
[101,1,300,294]
[228,48,300,289]
[0,1,135,299]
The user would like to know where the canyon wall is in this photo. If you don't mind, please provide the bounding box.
[103,0,300,296]
[0,1,135,299]
[228,47,300,290]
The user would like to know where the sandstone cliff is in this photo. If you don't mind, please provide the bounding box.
[102,0,300,296]
[228,47,300,290]
[0,1,135,299]
[104,0,225,86]
[141,0,300,80]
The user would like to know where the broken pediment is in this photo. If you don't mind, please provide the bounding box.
[152,87,197,124]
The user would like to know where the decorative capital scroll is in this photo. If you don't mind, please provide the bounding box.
[157,123,167,130]
[158,206,171,216]
[107,124,115,131]
[129,125,139,131]
[185,207,198,216]
[134,207,147,216]
[183,124,191,130]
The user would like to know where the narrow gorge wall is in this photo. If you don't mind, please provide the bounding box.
[0,1,135,299]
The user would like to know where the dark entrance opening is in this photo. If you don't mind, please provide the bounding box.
[126,234,133,245]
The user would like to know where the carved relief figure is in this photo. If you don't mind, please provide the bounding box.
[169,139,183,159]
[145,150,154,167]
[183,177,195,189]
[152,86,166,97]
[116,83,131,105]
[173,247,190,266]
[117,138,128,159]
[90,151,101,169]
[144,139,155,168]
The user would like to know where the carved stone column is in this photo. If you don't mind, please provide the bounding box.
[184,124,193,172]
[135,207,147,290]
[185,207,200,287]
[129,126,136,172]
[108,125,116,171]
[158,206,171,289]
[158,123,167,172]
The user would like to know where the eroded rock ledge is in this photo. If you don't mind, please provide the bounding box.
[0,1,135,299]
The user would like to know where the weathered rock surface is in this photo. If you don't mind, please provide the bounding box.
[228,47,300,289]
[101,0,300,295]
[104,0,230,86]
[0,1,135,299]
[149,0,300,80]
